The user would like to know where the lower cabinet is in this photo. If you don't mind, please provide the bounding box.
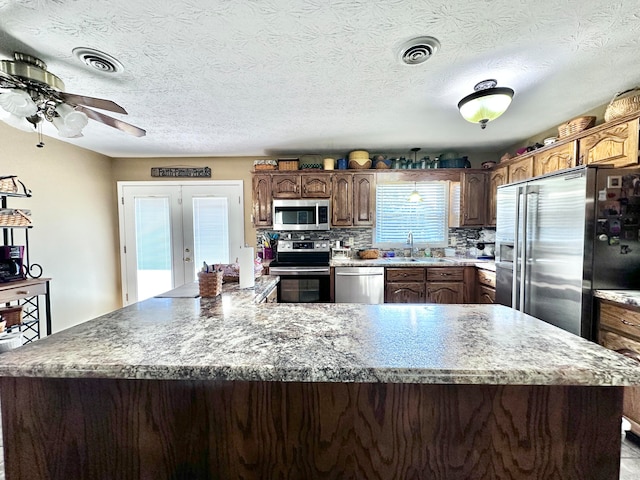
[384,267,465,304]
[425,268,464,304]
[475,268,496,304]
[385,268,425,303]
[597,299,640,436]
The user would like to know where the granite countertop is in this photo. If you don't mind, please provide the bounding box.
[593,289,640,307]
[331,257,496,271]
[0,279,638,386]
[155,275,279,305]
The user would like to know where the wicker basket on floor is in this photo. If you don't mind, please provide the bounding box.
[557,116,596,138]
[198,271,223,298]
[0,305,23,328]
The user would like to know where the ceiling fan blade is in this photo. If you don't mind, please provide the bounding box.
[59,92,128,114]
[75,105,146,137]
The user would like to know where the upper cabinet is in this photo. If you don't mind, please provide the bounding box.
[507,156,534,183]
[579,117,639,168]
[271,174,301,198]
[352,173,375,226]
[331,173,353,226]
[487,166,507,226]
[533,141,577,177]
[252,174,272,227]
[301,174,332,198]
[460,172,487,226]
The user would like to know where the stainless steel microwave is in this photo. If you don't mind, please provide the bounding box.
[272,199,330,231]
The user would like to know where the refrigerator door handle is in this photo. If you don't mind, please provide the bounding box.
[519,188,529,313]
[512,187,523,310]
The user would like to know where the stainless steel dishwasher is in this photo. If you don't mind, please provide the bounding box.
[334,266,385,304]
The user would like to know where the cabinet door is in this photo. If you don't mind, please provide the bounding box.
[252,174,272,226]
[477,285,496,304]
[460,172,487,226]
[353,173,375,226]
[272,174,301,198]
[580,118,639,168]
[331,174,353,226]
[426,282,464,304]
[487,167,507,226]
[385,282,425,303]
[507,156,534,183]
[533,141,577,177]
[301,174,331,198]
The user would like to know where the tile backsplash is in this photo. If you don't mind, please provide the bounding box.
[256,227,496,258]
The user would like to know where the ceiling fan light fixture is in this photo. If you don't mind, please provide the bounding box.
[0,89,38,117]
[0,108,35,132]
[54,103,88,135]
[458,79,514,129]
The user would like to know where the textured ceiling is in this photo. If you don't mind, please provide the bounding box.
[1,0,639,158]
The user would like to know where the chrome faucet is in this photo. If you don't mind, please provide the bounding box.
[406,231,414,258]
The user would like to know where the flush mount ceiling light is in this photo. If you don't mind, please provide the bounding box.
[0,51,144,147]
[458,79,514,129]
[398,37,440,65]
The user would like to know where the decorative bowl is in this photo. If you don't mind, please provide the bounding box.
[349,159,372,169]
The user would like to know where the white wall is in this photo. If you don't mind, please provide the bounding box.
[1,124,120,334]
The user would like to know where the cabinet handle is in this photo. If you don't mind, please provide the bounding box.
[578,154,584,166]
[303,185,307,194]
[440,273,450,277]
[16,290,29,295]
[621,318,640,328]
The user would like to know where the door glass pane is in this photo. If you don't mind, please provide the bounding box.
[135,197,173,300]
[192,197,229,279]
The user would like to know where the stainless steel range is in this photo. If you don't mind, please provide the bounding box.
[268,240,331,303]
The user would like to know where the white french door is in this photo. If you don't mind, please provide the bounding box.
[118,181,244,305]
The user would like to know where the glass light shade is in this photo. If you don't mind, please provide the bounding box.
[0,108,35,132]
[54,103,88,136]
[408,183,423,202]
[0,89,38,117]
[458,87,514,128]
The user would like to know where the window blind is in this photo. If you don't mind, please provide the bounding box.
[374,182,449,247]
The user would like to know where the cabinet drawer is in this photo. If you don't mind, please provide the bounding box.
[599,302,640,342]
[599,329,640,363]
[386,268,425,282]
[0,280,47,303]
[426,267,463,282]
[477,269,496,288]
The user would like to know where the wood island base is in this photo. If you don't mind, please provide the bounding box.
[0,378,623,479]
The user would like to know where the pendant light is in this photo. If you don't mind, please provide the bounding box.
[458,79,514,129]
[407,148,423,202]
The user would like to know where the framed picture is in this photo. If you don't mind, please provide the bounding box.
[607,175,622,188]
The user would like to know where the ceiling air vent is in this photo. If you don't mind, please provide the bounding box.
[398,36,440,65]
[72,48,124,74]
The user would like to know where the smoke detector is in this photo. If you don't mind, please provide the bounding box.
[398,36,440,65]
[72,48,124,74]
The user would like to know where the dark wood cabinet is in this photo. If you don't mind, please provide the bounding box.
[385,268,425,303]
[271,174,301,198]
[252,174,272,227]
[301,174,332,198]
[331,174,353,226]
[352,173,375,226]
[425,267,464,304]
[460,172,487,226]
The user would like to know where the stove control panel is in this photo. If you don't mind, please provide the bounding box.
[278,240,330,252]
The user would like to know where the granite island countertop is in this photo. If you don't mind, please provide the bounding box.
[0,279,638,386]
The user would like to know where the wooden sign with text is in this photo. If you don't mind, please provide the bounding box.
[151,167,211,178]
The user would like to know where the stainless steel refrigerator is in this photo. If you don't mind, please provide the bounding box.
[495,165,640,339]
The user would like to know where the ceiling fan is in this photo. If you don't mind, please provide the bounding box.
[0,52,146,146]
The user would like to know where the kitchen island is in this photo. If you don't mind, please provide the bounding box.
[0,277,638,479]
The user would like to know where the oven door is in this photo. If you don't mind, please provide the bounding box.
[269,266,331,303]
